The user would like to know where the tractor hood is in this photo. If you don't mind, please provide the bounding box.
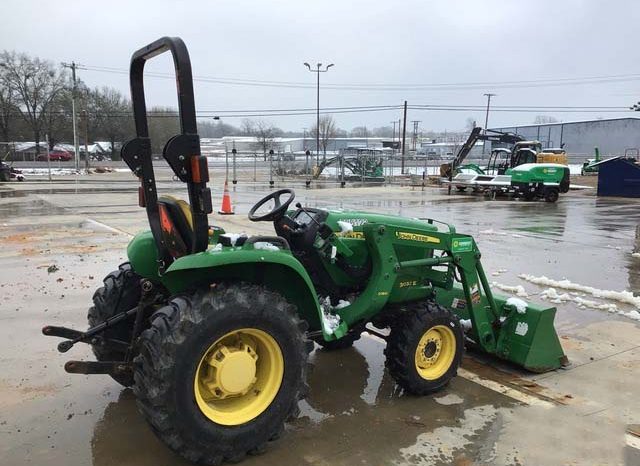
[322,210,440,234]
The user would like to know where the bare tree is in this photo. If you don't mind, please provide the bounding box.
[311,115,337,160]
[371,125,393,137]
[350,126,368,137]
[243,119,281,161]
[465,117,476,131]
[0,63,18,142]
[533,115,559,124]
[0,51,69,153]
[89,87,133,158]
[240,118,255,136]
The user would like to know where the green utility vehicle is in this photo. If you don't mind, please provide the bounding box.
[509,163,571,202]
[43,37,567,465]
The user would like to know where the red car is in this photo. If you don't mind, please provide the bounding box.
[37,150,73,161]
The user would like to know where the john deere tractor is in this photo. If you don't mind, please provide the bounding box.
[43,37,567,465]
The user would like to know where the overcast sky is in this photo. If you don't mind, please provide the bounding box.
[2,0,639,132]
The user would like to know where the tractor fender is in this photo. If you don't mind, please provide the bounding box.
[162,248,325,335]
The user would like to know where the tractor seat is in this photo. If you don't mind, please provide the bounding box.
[157,195,194,258]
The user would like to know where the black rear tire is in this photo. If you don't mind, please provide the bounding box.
[544,187,559,203]
[133,283,312,465]
[88,262,141,386]
[385,301,463,395]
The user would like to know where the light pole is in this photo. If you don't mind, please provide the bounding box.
[482,93,496,155]
[304,62,334,166]
[61,62,81,171]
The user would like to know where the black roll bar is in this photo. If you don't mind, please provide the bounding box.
[120,37,212,272]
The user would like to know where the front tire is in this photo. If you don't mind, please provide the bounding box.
[385,301,463,395]
[88,262,141,386]
[133,283,312,465]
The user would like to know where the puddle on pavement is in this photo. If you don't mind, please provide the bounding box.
[0,189,26,198]
[0,199,67,218]
[2,337,517,466]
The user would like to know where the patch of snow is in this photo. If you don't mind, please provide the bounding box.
[337,220,353,234]
[459,319,472,331]
[253,241,280,251]
[491,282,529,297]
[19,168,83,176]
[335,299,351,309]
[524,276,640,321]
[519,274,640,309]
[511,233,524,238]
[626,310,640,321]
[319,296,341,335]
[211,243,223,251]
[632,252,640,258]
[540,287,618,312]
[506,297,528,314]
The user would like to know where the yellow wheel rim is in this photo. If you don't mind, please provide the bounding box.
[414,325,456,380]
[194,328,284,426]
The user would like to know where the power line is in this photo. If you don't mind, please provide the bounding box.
[79,64,640,91]
[3,103,635,120]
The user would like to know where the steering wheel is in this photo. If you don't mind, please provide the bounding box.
[248,188,296,222]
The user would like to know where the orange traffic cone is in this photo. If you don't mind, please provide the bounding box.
[218,180,235,215]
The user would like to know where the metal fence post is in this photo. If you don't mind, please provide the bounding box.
[305,149,311,188]
[232,147,237,185]
[253,152,257,182]
[45,134,52,182]
[269,149,274,187]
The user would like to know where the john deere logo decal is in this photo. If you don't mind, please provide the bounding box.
[452,237,473,252]
[395,231,440,244]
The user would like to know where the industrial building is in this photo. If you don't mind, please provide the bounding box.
[490,117,640,157]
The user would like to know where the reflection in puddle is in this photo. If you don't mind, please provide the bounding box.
[87,338,515,466]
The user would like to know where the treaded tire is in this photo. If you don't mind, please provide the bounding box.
[133,283,312,465]
[384,301,463,395]
[88,262,141,386]
[316,331,361,350]
[544,187,559,203]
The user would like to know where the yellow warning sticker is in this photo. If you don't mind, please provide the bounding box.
[395,231,440,244]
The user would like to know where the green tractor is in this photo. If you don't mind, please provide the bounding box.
[43,37,567,465]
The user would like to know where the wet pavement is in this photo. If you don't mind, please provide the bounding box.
[1,172,639,465]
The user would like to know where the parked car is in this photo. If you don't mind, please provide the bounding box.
[37,150,73,161]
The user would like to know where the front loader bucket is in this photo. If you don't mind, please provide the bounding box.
[435,285,568,372]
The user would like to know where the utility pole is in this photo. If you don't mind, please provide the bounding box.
[401,100,408,173]
[61,62,80,171]
[83,109,89,171]
[304,62,334,166]
[390,121,397,145]
[482,93,496,155]
[411,120,421,151]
